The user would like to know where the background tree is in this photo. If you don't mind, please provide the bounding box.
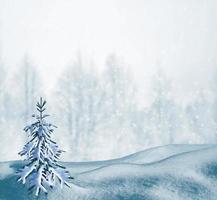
[0,57,7,123]
[54,55,104,159]
[92,54,138,158]
[147,68,181,144]
[11,55,41,123]
[103,54,136,120]
[186,89,216,143]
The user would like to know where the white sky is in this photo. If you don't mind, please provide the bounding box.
[0,0,217,103]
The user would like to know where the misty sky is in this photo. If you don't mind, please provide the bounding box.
[0,0,217,103]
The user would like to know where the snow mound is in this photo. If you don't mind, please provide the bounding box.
[0,162,14,180]
[1,144,217,200]
[65,144,214,174]
[120,144,215,164]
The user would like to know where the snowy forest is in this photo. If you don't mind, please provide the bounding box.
[0,0,216,164]
[0,53,216,162]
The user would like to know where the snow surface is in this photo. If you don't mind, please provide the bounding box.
[1,144,217,199]
[0,162,14,180]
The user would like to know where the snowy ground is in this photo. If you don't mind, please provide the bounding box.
[1,144,217,200]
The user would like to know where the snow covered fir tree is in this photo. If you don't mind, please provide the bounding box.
[17,97,72,196]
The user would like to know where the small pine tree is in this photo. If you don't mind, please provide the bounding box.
[17,97,72,196]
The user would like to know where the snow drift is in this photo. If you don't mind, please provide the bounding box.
[1,144,217,200]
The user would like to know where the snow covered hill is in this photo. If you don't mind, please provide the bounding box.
[1,144,217,200]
